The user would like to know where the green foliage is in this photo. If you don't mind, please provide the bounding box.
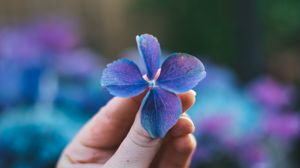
[133,0,237,65]
[259,0,300,51]
[133,0,300,65]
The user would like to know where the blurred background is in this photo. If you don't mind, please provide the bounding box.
[0,0,300,168]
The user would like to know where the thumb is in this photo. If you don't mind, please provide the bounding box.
[103,111,161,168]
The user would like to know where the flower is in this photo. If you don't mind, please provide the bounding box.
[101,34,206,138]
[247,76,295,112]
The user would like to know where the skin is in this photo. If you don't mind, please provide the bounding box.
[57,90,197,168]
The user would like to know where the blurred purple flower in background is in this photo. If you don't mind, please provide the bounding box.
[55,49,103,77]
[0,28,42,63]
[248,76,296,112]
[28,17,80,53]
[190,64,300,167]
[0,17,110,110]
[263,113,300,141]
[0,17,111,167]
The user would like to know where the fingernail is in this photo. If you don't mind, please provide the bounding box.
[191,90,197,96]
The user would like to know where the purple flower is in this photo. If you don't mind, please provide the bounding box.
[248,76,295,111]
[101,34,206,138]
[262,113,300,140]
[55,49,103,77]
[29,17,79,52]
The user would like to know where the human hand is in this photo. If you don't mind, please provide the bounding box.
[57,90,197,168]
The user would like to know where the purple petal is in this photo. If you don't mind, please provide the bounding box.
[157,53,206,93]
[101,58,148,97]
[136,34,161,80]
[141,87,182,138]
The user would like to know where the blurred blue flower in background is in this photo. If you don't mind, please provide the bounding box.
[0,17,111,167]
[0,107,83,168]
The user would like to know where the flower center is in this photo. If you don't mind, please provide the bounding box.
[148,80,156,87]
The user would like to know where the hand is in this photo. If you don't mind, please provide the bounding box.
[57,90,197,168]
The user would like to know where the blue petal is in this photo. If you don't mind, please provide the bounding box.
[136,34,161,80]
[141,87,182,138]
[101,58,148,97]
[157,53,206,93]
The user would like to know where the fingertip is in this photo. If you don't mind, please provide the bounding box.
[190,90,197,96]
[178,90,196,112]
[173,134,197,154]
[170,115,195,137]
